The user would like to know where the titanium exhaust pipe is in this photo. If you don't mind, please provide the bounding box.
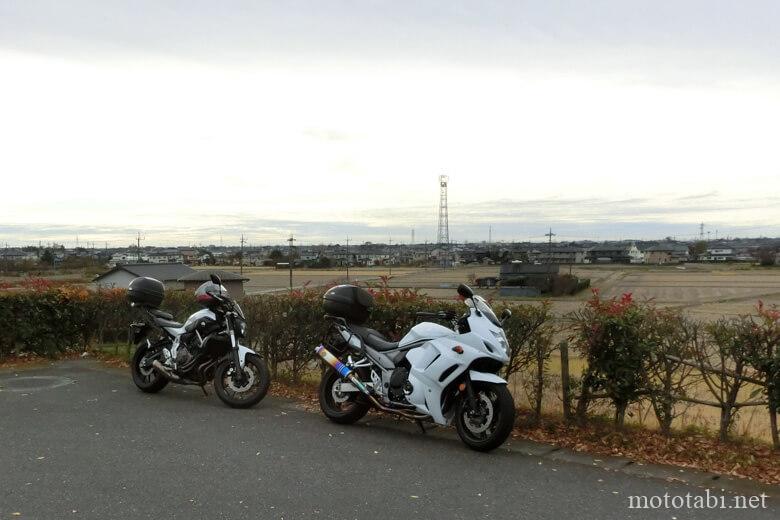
[315,345,370,394]
[315,345,428,420]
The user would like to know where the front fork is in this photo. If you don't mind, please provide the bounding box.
[461,372,478,411]
[226,316,248,385]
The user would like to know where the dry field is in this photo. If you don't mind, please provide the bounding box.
[214,263,780,320]
[216,263,780,442]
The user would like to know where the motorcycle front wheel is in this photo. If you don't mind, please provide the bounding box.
[318,368,371,424]
[213,355,271,408]
[455,382,515,452]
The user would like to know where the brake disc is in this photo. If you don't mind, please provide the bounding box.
[465,393,495,434]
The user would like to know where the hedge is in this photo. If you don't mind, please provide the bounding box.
[1,281,779,447]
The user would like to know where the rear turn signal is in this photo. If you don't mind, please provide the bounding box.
[452,345,464,354]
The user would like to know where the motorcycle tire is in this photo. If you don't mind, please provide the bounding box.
[318,368,371,424]
[131,341,169,393]
[213,354,271,409]
[455,382,515,452]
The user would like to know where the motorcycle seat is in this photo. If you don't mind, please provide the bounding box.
[153,316,183,328]
[148,309,175,321]
[348,324,399,352]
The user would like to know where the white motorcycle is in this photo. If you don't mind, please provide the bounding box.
[315,283,515,451]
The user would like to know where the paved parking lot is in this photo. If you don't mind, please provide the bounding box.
[0,360,776,519]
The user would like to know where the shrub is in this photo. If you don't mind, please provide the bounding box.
[571,291,656,426]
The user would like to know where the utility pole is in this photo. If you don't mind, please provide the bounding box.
[545,228,556,274]
[287,234,295,291]
[411,229,415,246]
[345,237,350,282]
[240,234,246,275]
[388,236,392,277]
[136,232,144,262]
[699,223,705,241]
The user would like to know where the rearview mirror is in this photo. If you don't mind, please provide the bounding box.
[210,273,222,290]
[457,283,474,299]
[501,309,512,323]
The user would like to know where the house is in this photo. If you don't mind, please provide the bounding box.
[93,263,196,290]
[587,243,644,264]
[2,248,38,263]
[528,247,587,264]
[148,249,184,264]
[109,252,147,266]
[699,248,735,262]
[178,270,250,298]
[643,243,690,264]
[179,249,198,265]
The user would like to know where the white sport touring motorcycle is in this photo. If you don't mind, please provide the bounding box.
[315,283,515,451]
[127,274,270,408]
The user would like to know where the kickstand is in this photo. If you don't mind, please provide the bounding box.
[200,385,209,397]
[416,420,426,434]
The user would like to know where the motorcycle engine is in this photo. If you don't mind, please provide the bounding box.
[174,334,198,365]
[388,367,412,403]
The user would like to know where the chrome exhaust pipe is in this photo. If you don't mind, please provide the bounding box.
[152,360,181,381]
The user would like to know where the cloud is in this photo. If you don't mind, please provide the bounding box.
[3,194,779,246]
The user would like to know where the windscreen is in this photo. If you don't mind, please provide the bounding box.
[473,296,502,328]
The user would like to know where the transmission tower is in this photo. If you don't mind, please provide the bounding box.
[437,175,450,245]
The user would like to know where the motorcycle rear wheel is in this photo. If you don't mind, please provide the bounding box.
[131,341,169,393]
[318,368,371,424]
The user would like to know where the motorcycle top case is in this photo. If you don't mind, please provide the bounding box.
[127,277,165,308]
[322,284,374,324]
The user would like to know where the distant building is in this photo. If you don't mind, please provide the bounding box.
[475,276,500,288]
[699,248,735,262]
[2,248,38,262]
[178,270,249,298]
[643,243,689,264]
[93,263,196,290]
[587,243,644,264]
[148,249,184,264]
[528,247,587,264]
[500,263,560,278]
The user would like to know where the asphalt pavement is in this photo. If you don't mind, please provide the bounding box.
[0,360,777,520]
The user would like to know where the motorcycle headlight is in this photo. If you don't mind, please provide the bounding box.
[236,319,248,338]
[491,330,510,353]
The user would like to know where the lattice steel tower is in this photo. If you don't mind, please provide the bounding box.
[437,175,450,245]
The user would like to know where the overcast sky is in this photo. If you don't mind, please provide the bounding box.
[1,1,779,247]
